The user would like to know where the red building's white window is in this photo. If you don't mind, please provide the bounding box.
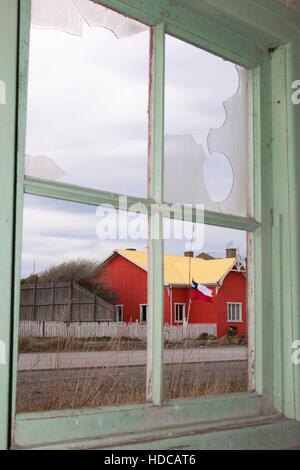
[140,305,147,323]
[175,304,186,323]
[227,303,242,322]
[115,305,124,322]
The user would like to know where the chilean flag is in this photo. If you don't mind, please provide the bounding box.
[191,280,214,303]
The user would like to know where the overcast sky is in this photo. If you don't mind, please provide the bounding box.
[22,194,246,277]
[22,14,246,278]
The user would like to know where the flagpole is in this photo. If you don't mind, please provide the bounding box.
[185,225,195,326]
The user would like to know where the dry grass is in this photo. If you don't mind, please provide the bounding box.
[163,361,247,400]
[16,335,247,414]
[18,335,145,354]
[18,336,74,353]
[17,337,146,413]
[18,334,247,354]
[162,338,247,400]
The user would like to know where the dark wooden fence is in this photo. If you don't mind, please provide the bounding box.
[20,282,115,322]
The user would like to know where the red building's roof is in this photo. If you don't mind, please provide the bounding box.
[103,250,246,286]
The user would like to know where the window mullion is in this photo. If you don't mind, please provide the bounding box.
[147,22,165,405]
[0,0,24,450]
[11,0,31,429]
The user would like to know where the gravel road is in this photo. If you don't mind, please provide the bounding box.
[18,346,248,370]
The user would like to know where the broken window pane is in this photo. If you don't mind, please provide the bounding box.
[164,35,250,217]
[25,0,150,198]
[31,0,148,39]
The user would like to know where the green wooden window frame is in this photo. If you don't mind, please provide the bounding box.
[1,0,300,450]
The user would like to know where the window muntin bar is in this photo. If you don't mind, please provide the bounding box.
[24,176,261,231]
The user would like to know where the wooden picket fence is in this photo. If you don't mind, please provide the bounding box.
[19,321,217,342]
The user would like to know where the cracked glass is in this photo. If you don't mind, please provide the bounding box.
[164,35,250,217]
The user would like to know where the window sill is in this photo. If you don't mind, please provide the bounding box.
[13,392,265,448]
[13,412,300,450]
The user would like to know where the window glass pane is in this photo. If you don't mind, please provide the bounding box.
[17,195,149,413]
[232,305,236,321]
[164,35,250,217]
[179,305,183,322]
[116,305,123,322]
[25,0,150,198]
[140,305,147,323]
[175,304,184,323]
[163,219,249,400]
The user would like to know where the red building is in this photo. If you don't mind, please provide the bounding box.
[95,248,247,338]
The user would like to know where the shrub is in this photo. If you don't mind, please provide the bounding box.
[199,333,209,340]
[77,278,118,303]
[21,258,118,303]
[37,258,101,283]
